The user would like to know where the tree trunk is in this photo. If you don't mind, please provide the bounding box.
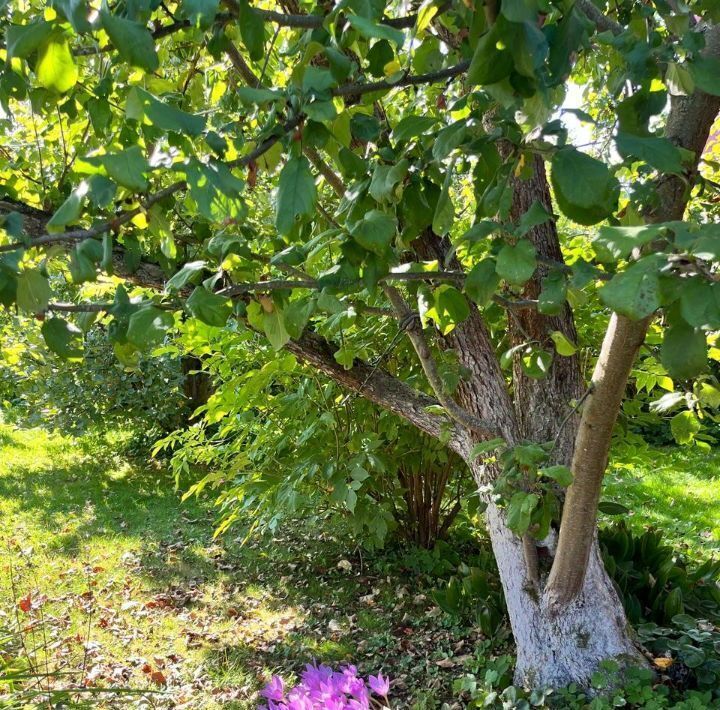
[485,499,641,687]
[473,470,644,687]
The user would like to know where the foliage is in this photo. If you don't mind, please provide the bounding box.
[3,0,720,691]
[455,659,719,709]
[0,314,188,446]
[1,0,720,450]
[600,521,720,626]
[155,325,475,547]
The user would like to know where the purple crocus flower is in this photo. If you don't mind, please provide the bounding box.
[259,663,390,709]
[368,672,390,697]
[262,675,285,702]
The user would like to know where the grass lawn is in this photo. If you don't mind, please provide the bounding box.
[604,440,720,557]
[1,425,718,708]
[0,426,486,708]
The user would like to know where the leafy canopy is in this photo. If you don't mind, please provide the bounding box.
[1,0,720,450]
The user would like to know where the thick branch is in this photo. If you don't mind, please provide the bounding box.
[284,330,466,452]
[382,284,501,438]
[545,24,720,611]
[576,0,623,36]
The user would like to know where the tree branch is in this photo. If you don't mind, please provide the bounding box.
[332,60,469,98]
[576,0,623,36]
[545,23,720,612]
[284,330,466,452]
[0,113,304,254]
[382,284,501,438]
[70,4,452,56]
[225,40,345,197]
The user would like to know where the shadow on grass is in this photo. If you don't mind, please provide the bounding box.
[2,424,479,709]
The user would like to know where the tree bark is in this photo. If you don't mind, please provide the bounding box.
[481,494,643,687]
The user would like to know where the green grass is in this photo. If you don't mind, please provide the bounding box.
[0,425,477,708]
[604,441,720,556]
[1,425,717,708]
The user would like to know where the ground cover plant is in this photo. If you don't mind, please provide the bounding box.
[2,0,720,702]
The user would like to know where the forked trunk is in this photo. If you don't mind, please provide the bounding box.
[476,480,644,687]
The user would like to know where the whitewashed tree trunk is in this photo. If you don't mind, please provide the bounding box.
[480,495,644,687]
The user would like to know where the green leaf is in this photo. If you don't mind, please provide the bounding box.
[238,0,265,61]
[470,437,505,459]
[369,160,409,202]
[101,147,149,191]
[599,257,661,320]
[186,286,232,327]
[283,298,315,339]
[36,37,78,93]
[615,133,684,175]
[541,464,573,487]
[129,88,206,136]
[41,317,83,360]
[538,271,567,315]
[432,121,467,161]
[666,62,695,96]
[392,115,439,143]
[16,269,51,313]
[688,56,720,97]
[516,200,552,236]
[465,259,499,307]
[52,0,92,33]
[428,284,469,335]
[598,501,630,516]
[501,0,539,23]
[506,492,540,537]
[236,87,284,105]
[47,183,87,231]
[185,159,246,223]
[416,0,438,32]
[263,310,290,350]
[551,148,619,225]
[696,381,720,408]
[496,239,537,285]
[350,209,396,255]
[101,11,159,71]
[521,348,553,379]
[661,319,707,381]
[550,330,577,356]
[276,156,317,236]
[670,410,701,445]
[127,306,174,348]
[182,0,219,28]
[166,260,206,291]
[593,224,664,262]
[468,25,513,85]
[679,279,720,329]
[6,21,52,59]
[346,14,405,48]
